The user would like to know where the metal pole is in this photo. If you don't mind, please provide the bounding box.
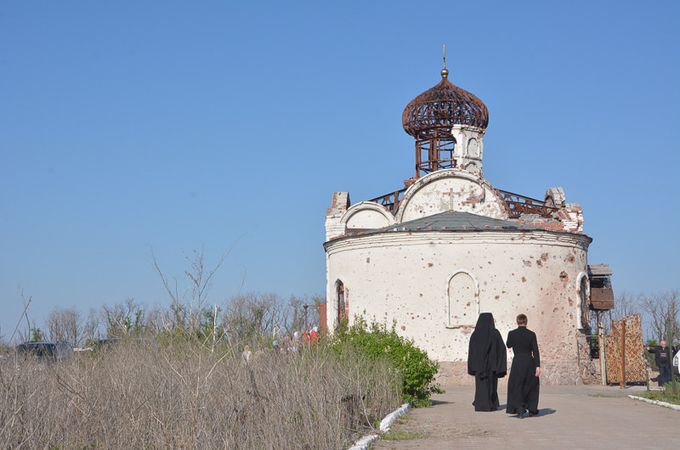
[620,320,626,389]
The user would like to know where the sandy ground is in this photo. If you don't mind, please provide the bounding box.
[374,384,680,450]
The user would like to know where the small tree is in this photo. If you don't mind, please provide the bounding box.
[602,292,641,334]
[223,293,281,348]
[152,248,226,337]
[102,298,146,338]
[47,307,98,346]
[642,291,679,342]
[30,327,45,342]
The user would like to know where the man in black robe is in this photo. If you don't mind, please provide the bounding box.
[467,312,507,411]
[506,313,540,418]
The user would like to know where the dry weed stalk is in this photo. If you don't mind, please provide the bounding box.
[0,340,400,449]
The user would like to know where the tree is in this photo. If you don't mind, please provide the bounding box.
[30,327,45,342]
[152,248,226,334]
[223,293,281,347]
[102,298,145,338]
[598,292,642,334]
[46,307,100,346]
[610,292,641,321]
[641,291,680,342]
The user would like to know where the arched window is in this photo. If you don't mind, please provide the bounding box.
[447,272,478,328]
[467,138,480,158]
[335,280,346,322]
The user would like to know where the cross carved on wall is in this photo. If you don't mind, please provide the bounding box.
[442,188,456,211]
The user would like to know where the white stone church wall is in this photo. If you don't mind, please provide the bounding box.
[325,230,590,385]
[396,169,509,222]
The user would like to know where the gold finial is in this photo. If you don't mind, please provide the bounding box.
[441,44,449,79]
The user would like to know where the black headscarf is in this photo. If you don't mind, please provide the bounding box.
[467,313,507,378]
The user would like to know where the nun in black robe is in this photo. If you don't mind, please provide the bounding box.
[506,325,540,416]
[467,313,507,411]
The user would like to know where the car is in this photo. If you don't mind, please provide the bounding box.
[16,341,73,361]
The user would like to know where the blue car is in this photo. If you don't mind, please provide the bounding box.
[16,341,73,361]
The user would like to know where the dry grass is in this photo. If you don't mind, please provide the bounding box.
[0,341,400,449]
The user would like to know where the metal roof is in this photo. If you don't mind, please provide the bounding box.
[402,71,489,136]
[380,211,541,233]
[588,264,613,277]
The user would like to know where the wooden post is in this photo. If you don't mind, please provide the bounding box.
[598,312,607,385]
[620,320,626,389]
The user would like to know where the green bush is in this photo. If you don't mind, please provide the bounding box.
[332,318,441,407]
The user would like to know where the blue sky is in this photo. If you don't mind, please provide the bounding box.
[1,1,678,338]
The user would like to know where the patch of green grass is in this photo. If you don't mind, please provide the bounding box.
[641,383,680,405]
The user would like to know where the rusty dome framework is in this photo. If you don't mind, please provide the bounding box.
[369,64,559,219]
[402,69,489,178]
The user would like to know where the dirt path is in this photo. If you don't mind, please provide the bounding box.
[374,385,679,449]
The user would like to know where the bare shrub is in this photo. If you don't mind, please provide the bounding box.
[0,340,400,449]
[153,249,225,333]
[46,307,99,347]
[223,293,281,348]
[641,291,680,342]
[610,292,641,321]
[220,293,325,351]
[102,298,146,338]
[283,295,322,336]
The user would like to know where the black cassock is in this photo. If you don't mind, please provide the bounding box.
[506,326,540,415]
[467,313,507,411]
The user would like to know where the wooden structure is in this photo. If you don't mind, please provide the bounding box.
[589,264,614,310]
[605,314,646,384]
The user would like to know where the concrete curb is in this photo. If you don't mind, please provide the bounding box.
[628,395,680,411]
[348,402,412,450]
[379,403,411,432]
[348,434,379,450]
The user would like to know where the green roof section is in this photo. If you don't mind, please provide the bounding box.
[381,211,540,233]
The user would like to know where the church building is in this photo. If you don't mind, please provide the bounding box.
[323,62,614,384]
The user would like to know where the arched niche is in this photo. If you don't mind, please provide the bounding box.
[467,138,480,158]
[446,271,479,328]
[576,272,590,330]
[341,202,396,230]
[335,279,346,323]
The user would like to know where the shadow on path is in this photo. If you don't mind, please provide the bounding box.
[534,408,556,417]
[508,408,557,418]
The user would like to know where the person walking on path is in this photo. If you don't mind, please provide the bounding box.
[506,313,540,418]
[648,340,673,386]
[467,312,507,411]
